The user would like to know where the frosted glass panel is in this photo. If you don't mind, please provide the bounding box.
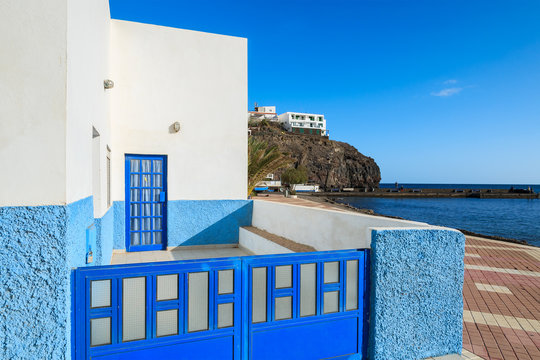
[130,204,139,216]
[141,218,150,231]
[275,265,292,289]
[154,160,162,173]
[123,277,146,342]
[130,174,139,187]
[252,267,267,323]
[130,232,140,246]
[156,309,178,337]
[323,291,339,314]
[154,174,162,187]
[188,272,209,332]
[130,218,139,231]
[130,159,140,172]
[324,262,340,284]
[346,260,359,311]
[154,232,162,244]
[91,317,111,346]
[141,232,151,245]
[141,189,151,202]
[218,270,234,295]
[275,296,292,320]
[91,280,111,308]
[157,274,178,301]
[218,303,234,328]
[141,204,151,217]
[154,218,162,230]
[141,160,151,172]
[130,189,139,202]
[154,204,162,216]
[141,174,151,187]
[300,263,316,317]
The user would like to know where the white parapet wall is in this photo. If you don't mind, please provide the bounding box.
[251,200,432,249]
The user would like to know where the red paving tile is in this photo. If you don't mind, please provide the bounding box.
[463,236,540,360]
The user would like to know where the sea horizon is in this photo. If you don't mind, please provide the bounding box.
[337,195,540,247]
[379,183,540,192]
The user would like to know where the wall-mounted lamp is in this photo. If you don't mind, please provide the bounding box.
[173,122,181,133]
[104,79,114,90]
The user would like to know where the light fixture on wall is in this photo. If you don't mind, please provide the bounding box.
[104,79,114,90]
[173,122,181,133]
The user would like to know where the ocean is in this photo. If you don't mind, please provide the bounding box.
[337,184,540,247]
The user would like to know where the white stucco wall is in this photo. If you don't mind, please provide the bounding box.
[110,20,248,201]
[66,0,112,216]
[0,0,68,206]
[251,200,432,250]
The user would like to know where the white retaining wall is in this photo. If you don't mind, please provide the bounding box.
[251,200,432,250]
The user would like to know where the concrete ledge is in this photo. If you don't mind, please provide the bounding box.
[239,227,293,255]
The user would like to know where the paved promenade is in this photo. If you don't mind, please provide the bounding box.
[463,236,540,360]
[256,194,540,359]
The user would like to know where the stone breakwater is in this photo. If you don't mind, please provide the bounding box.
[311,188,539,199]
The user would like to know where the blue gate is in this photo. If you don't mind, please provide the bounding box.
[72,250,368,359]
[243,250,368,360]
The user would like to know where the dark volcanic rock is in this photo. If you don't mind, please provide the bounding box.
[251,123,381,189]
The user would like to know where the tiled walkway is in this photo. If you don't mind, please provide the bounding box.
[463,236,540,360]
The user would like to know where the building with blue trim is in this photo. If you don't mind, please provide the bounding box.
[0,1,465,359]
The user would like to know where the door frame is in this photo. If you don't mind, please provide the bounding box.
[125,154,168,252]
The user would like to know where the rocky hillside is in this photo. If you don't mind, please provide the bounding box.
[251,123,381,189]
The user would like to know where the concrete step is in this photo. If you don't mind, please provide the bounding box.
[240,226,316,255]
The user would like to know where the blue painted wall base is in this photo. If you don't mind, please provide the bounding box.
[112,200,253,250]
[0,197,117,359]
[369,228,465,360]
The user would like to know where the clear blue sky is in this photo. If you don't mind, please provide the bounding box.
[110,0,540,184]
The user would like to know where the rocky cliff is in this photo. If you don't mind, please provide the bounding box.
[251,123,381,189]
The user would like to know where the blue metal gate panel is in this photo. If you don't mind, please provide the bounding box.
[73,258,242,360]
[72,250,369,360]
[242,250,368,360]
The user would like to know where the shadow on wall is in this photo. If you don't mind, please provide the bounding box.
[112,200,253,249]
[169,200,253,246]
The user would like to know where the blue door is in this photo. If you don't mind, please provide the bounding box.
[125,154,167,251]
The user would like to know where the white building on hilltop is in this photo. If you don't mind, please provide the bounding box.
[278,112,328,136]
[248,105,278,123]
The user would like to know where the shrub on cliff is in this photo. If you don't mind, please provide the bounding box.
[281,166,308,185]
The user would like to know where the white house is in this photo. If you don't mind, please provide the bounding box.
[278,111,328,136]
[248,105,279,123]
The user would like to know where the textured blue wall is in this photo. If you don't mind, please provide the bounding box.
[369,228,465,360]
[95,205,114,265]
[168,200,252,246]
[66,197,94,269]
[112,200,253,249]
[0,204,70,359]
[0,197,115,359]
